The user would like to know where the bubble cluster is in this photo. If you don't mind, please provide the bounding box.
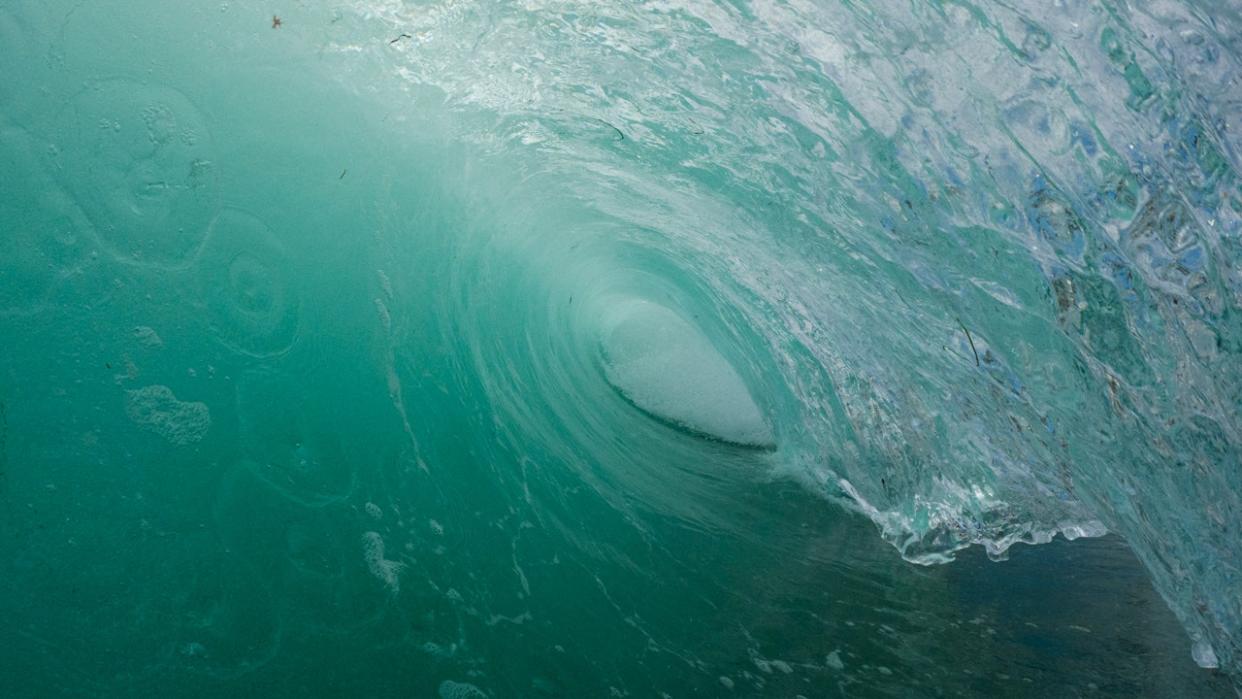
[362,531,404,594]
[124,384,211,446]
[437,680,487,699]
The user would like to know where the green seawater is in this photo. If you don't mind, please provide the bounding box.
[1,1,1241,696]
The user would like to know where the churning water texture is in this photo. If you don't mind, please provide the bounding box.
[1,0,1241,696]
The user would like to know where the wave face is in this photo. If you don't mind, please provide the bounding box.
[1,0,1240,695]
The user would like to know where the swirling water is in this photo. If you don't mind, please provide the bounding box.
[1,0,1240,696]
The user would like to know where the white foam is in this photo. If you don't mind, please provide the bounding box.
[1192,639,1219,669]
[362,531,404,594]
[124,385,210,445]
[438,680,486,699]
[600,300,773,448]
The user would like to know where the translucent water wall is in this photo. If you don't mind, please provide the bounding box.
[1,0,1239,695]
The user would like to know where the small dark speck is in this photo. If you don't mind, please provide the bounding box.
[339,169,348,180]
[106,363,112,369]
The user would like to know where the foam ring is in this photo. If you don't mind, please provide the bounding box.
[197,209,300,359]
[0,124,94,314]
[233,371,357,507]
[53,79,218,266]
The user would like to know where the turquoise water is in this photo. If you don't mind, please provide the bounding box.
[1,0,1240,696]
